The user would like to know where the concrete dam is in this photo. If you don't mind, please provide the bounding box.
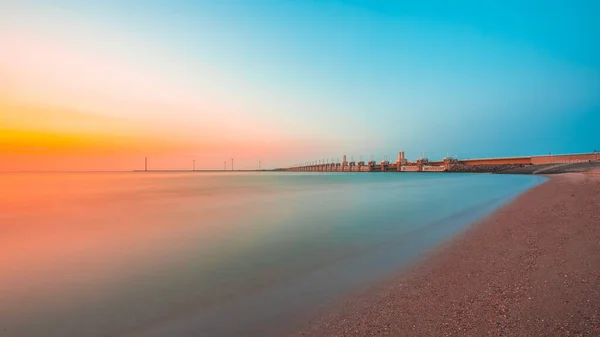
[282,152,600,173]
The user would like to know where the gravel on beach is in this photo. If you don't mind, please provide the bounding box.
[294,172,600,336]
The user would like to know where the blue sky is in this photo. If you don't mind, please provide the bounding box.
[2,0,599,168]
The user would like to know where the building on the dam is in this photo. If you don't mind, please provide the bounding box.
[283,151,600,173]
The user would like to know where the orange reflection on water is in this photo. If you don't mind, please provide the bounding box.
[0,173,242,319]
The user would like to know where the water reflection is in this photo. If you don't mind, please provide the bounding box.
[0,172,544,336]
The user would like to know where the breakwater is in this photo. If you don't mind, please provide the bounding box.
[282,151,600,173]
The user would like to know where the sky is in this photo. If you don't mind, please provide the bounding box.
[1,0,599,170]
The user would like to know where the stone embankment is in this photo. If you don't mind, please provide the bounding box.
[447,163,525,173]
[448,161,600,174]
[499,161,600,175]
[537,161,600,174]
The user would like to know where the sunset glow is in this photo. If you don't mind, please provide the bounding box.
[2,2,600,337]
[1,1,599,170]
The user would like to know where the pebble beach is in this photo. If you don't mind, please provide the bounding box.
[295,171,600,336]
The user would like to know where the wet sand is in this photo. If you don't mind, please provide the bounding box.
[294,172,600,336]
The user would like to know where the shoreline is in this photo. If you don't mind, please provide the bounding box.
[293,172,600,336]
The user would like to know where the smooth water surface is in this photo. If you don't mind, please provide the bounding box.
[0,172,544,336]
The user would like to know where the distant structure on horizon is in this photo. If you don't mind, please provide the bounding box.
[282,151,600,173]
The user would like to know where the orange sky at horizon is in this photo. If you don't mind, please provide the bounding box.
[0,28,329,171]
[0,97,322,171]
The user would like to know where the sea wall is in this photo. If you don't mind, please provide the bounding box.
[447,164,526,173]
[284,152,599,172]
[531,153,600,165]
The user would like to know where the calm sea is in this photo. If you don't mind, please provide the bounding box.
[0,172,544,336]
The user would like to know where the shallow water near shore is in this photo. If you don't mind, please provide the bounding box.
[0,172,544,337]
